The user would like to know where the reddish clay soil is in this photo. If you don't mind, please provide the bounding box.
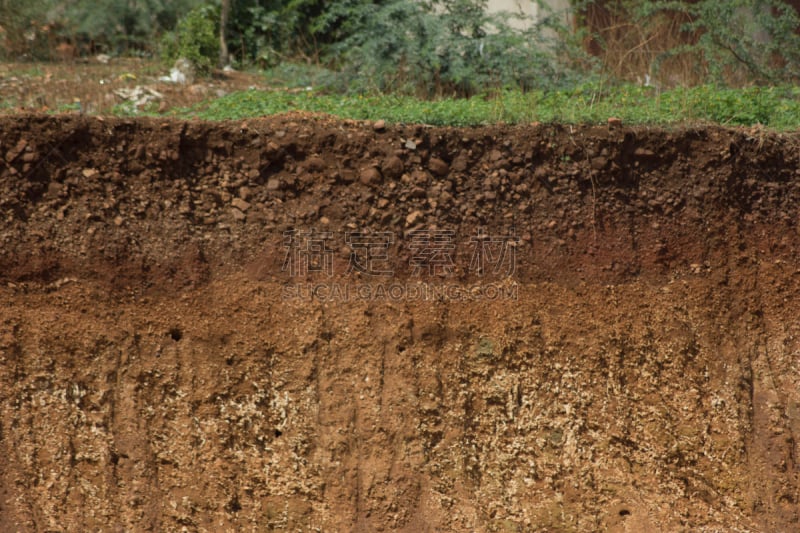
[0,114,799,532]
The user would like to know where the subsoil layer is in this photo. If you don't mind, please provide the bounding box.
[1,114,799,532]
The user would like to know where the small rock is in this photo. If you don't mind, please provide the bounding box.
[359,166,382,185]
[410,169,431,185]
[451,154,469,173]
[113,216,124,226]
[590,157,607,171]
[428,157,449,177]
[82,168,98,178]
[231,208,246,221]
[231,198,250,212]
[266,178,281,190]
[305,156,326,172]
[5,139,27,162]
[608,117,623,128]
[405,139,417,150]
[409,186,426,198]
[381,156,404,180]
[320,216,330,225]
[46,182,62,197]
[534,166,549,180]
[238,186,252,201]
[406,210,423,226]
[373,119,386,132]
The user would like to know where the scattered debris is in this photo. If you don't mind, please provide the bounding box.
[113,86,164,109]
[159,58,196,85]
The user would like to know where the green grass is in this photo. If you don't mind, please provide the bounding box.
[0,97,19,111]
[176,83,800,129]
[3,66,45,78]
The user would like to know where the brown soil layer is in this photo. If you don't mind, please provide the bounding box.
[1,114,799,532]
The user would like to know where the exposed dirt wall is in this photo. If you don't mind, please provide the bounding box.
[0,114,799,531]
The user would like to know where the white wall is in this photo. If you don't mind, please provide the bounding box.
[485,0,571,29]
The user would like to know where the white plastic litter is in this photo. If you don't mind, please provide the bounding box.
[113,86,164,108]
[158,58,196,85]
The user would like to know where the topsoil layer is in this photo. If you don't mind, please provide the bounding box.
[0,114,799,532]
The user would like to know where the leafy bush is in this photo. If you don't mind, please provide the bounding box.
[0,0,206,59]
[328,0,591,96]
[60,0,206,55]
[222,0,383,68]
[0,0,58,60]
[671,0,800,84]
[580,0,800,85]
[162,5,220,74]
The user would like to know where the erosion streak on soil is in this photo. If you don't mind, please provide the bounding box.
[0,114,799,531]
